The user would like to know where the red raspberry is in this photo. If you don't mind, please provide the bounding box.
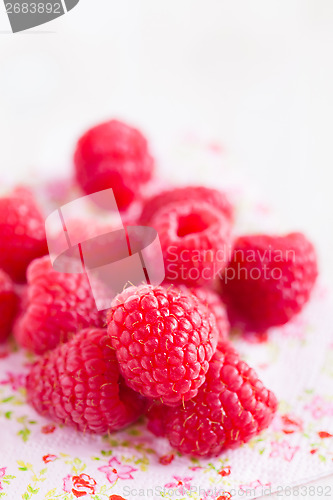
[221,233,318,330]
[107,284,218,406]
[139,186,233,225]
[163,283,229,342]
[0,270,18,343]
[149,200,232,286]
[159,342,277,457]
[74,120,154,211]
[26,328,146,433]
[0,187,47,282]
[14,256,105,354]
[146,402,167,437]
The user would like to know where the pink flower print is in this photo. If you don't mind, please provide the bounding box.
[272,413,303,434]
[63,473,96,498]
[218,465,231,477]
[43,454,57,464]
[240,479,271,492]
[165,476,193,495]
[0,468,7,491]
[98,457,137,486]
[0,372,26,391]
[305,395,333,419]
[269,440,300,462]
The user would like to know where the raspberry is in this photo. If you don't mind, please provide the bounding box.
[0,187,48,282]
[107,284,218,406]
[149,200,232,286]
[74,120,154,211]
[221,233,318,330]
[139,186,233,225]
[26,328,146,433]
[0,270,18,343]
[159,342,277,457]
[163,283,229,342]
[146,402,167,437]
[14,256,105,354]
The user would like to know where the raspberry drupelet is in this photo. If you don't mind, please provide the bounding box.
[139,185,233,225]
[0,187,48,282]
[14,256,106,354]
[162,282,229,342]
[74,119,154,211]
[0,270,18,343]
[107,284,219,406]
[148,342,278,457]
[149,200,232,286]
[221,232,318,330]
[26,328,147,433]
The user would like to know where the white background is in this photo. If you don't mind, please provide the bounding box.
[0,1,332,496]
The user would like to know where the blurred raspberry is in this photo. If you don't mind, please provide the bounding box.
[221,232,318,330]
[159,341,277,457]
[0,270,18,343]
[26,328,146,433]
[107,284,218,406]
[74,120,154,211]
[150,200,232,286]
[14,256,106,354]
[0,187,47,282]
[139,185,233,225]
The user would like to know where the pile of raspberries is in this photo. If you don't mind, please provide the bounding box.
[0,120,318,458]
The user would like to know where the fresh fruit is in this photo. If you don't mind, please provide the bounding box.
[149,200,232,285]
[74,120,154,211]
[152,341,278,457]
[221,232,318,330]
[0,270,18,343]
[163,283,229,342]
[146,401,166,437]
[107,284,218,406]
[14,256,106,354]
[139,185,233,225]
[26,328,146,433]
[0,187,48,282]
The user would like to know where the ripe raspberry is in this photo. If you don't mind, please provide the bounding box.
[146,402,167,437]
[0,270,18,343]
[160,341,277,457]
[221,233,318,330]
[107,284,218,406]
[149,200,232,286]
[74,120,154,211]
[139,186,233,225]
[14,256,105,355]
[0,187,48,282]
[26,328,146,433]
[163,283,229,342]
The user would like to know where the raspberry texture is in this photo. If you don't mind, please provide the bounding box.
[14,256,105,354]
[74,120,154,211]
[0,187,48,282]
[0,270,18,343]
[221,232,318,330]
[163,283,229,342]
[149,200,232,286]
[139,186,233,225]
[152,342,277,457]
[26,328,146,433]
[107,284,218,406]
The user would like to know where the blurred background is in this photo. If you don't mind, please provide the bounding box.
[0,0,333,280]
